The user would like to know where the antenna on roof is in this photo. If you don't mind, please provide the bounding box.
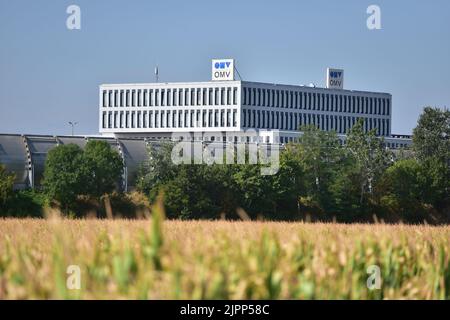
[154,66,159,83]
[234,65,243,81]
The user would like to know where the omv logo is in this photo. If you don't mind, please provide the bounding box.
[214,61,232,69]
[330,71,342,78]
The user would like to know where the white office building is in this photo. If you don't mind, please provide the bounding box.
[99,61,412,148]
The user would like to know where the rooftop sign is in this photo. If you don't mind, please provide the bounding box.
[212,59,234,81]
[326,68,344,89]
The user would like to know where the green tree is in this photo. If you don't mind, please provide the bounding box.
[42,144,86,211]
[42,141,123,214]
[412,107,450,212]
[377,159,426,221]
[326,119,392,220]
[412,107,450,164]
[138,142,224,219]
[83,140,124,198]
[137,143,178,193]
[419,157,450,209]
[294,125,344,215]
[232,162,275,218]
[0,164,15,207]
[345,118,392,206]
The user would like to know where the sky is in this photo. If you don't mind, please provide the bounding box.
[0,0,449,136]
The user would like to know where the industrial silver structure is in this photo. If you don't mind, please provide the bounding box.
[0,134,150,190]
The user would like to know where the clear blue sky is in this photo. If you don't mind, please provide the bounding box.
[1,0,449,135]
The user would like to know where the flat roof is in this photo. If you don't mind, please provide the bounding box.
[100,80,390,96]
[241,81,391,96]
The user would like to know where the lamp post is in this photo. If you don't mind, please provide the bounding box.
[68,121,78,136]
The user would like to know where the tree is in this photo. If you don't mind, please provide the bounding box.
[42,144,87,211]
[137,143,178,193]
[42,141,123,214]
[83,140,124,198]
[412,107,450,212]
[413,107,450,164]
[294,125,344,214]
[138,142,224,219]
[345,119,392,206]
[0,164,15,207]
[377,159,426,221]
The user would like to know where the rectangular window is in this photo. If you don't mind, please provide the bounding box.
[113,91,118,107]
[167,89,171,106]
[233,87,237,105]
[161,89,165,106]
[155,90,159,106]
[108,91,113,107]
[125,112,129,128]
[190,89,195,106]
[102,91,107,107]
[215,88,219,106]
[172,89,177,106]
[178,89,183,106]
[102,112,107,128]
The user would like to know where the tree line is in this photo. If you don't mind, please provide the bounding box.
[137,107,449,222]
[0,107,449,222]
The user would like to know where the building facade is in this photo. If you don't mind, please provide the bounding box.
[99,80,411,148]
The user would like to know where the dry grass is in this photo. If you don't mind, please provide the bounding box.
[0,213,449,299]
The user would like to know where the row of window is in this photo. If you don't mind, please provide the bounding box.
[142,135,408,149]
[242,87,390,116]
[278,136,409,149]
[242,109,390,136]
[102,108,239,129]
[102,87,239,108]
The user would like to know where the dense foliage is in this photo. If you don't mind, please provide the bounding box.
[0,164,15,209]
[42,140,123,214]
[0,107,448,222]
[137,108,449,223]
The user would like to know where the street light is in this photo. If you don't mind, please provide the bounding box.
[68,121,78,136]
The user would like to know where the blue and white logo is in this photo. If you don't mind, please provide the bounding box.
[214,61,232,70]
[212,59,234,81]
[326,68,344,89]
[330,71,343,78]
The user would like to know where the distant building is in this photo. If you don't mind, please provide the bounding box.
[0,60,413,190]
[99,61,412,149]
